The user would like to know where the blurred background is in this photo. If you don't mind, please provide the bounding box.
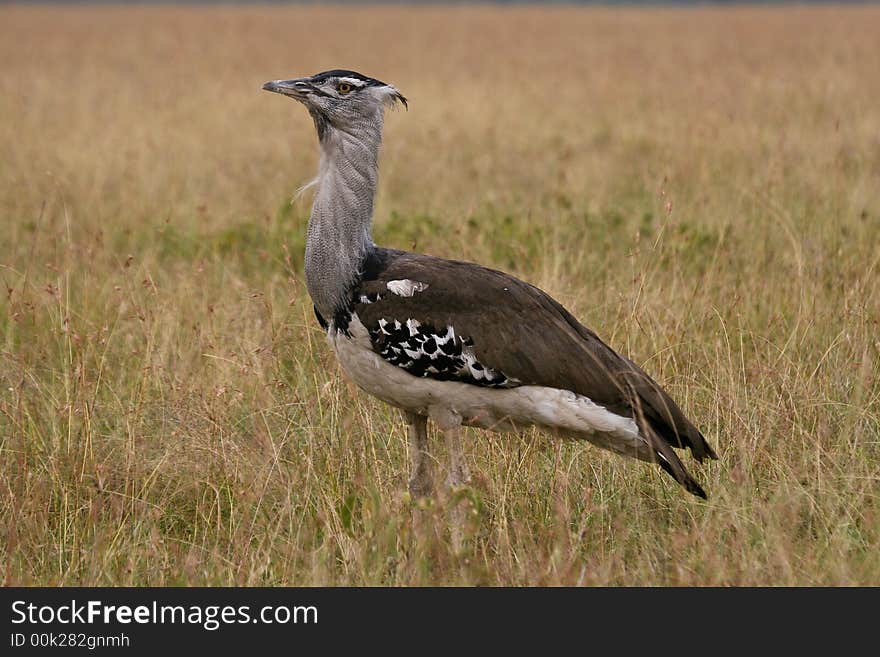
[1,2,878,585]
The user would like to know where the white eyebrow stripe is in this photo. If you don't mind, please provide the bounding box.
[338,77,368,87]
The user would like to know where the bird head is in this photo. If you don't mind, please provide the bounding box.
[263,69,407,137]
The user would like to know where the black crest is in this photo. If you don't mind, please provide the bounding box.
[309,70,388,87]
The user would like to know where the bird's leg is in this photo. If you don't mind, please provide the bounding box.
[430,407,471,552]
[405,411,433,500]
[443,424,472,552]
[404,411,433,539]
[443,424,471,491]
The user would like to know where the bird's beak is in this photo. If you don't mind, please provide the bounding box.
[262,78,314,99]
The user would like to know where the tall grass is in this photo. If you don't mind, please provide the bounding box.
[1,5,878,585]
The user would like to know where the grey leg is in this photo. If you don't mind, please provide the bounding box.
[427,407,471,552]
[443,424,471,491]
[443,424,471,552]
[404,411,433,539]
[405,411,433,499]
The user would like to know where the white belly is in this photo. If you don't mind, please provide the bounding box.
[330,314,651,462]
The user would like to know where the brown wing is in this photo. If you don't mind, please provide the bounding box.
[352,249,716,494]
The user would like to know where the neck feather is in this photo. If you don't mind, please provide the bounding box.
[305,118,383,321]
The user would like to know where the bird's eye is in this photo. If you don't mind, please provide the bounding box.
[338,83,352,94]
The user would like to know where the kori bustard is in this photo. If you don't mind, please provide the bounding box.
[263,70,717,507]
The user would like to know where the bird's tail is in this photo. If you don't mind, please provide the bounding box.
[654,444,708,499]
[631,393,710,499]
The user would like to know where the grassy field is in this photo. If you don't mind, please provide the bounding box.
[1,4,879,586]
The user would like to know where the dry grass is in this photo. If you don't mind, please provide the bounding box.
[1,4,879,585]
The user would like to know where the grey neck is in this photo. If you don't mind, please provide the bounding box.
[305,115,383,322]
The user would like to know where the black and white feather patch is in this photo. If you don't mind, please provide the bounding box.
[366,317,518,388]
